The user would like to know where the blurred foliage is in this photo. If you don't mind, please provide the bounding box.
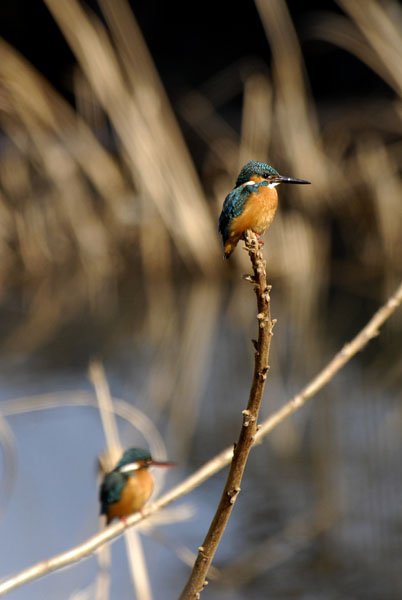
[0,0,400,354]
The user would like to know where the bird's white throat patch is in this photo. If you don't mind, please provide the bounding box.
[119,462,141,473]
[242,180,280,189]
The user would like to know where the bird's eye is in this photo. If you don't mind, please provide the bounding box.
[263,173,271,179]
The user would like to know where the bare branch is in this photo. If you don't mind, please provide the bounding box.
[0,279,401,597]
[178,230,274,599]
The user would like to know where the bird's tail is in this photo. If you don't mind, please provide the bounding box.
[223,240,235,259]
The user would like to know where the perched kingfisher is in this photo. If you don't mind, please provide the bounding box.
[218,160,310,258]
[100,448,175,524]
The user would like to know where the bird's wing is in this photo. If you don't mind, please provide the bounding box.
[218,185,251,243]
[99,471,126,515]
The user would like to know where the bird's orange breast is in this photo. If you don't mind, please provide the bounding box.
[106,470,154,524]
[230,184,278,238]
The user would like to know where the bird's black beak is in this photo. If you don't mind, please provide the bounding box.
[150,460,176,468]
[272,175,311,185]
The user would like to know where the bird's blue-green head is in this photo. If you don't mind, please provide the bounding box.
[235,160,310,187]
[114,447,175,474]
[235,161,278,186]
[115,448,152,472]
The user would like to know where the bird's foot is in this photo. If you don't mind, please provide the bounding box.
[120,516,128,526]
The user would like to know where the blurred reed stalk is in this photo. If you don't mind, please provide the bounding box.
[0,0,400,358]
[90,360,153,600]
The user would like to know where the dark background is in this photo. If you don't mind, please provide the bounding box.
[0,1,388,120]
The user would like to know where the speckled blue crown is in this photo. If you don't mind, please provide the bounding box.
[235,161,279,186]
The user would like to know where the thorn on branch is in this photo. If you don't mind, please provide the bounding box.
[258,366,270,381]
[196,580,208,600]
[242,409,256,427]
[242,274,256,284]
[227,487,241,504]
[257,312,269,328]
[261,285,272,302]
[251,339,258,351]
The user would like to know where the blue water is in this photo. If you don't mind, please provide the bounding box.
[0,282,401,600]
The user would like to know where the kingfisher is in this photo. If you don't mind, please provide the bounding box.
[100,448,175,524]
[218,160,310,258]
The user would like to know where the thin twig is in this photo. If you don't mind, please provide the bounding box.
[179,230,274,599]
[255,279,402,440]
[0,279,401,596]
